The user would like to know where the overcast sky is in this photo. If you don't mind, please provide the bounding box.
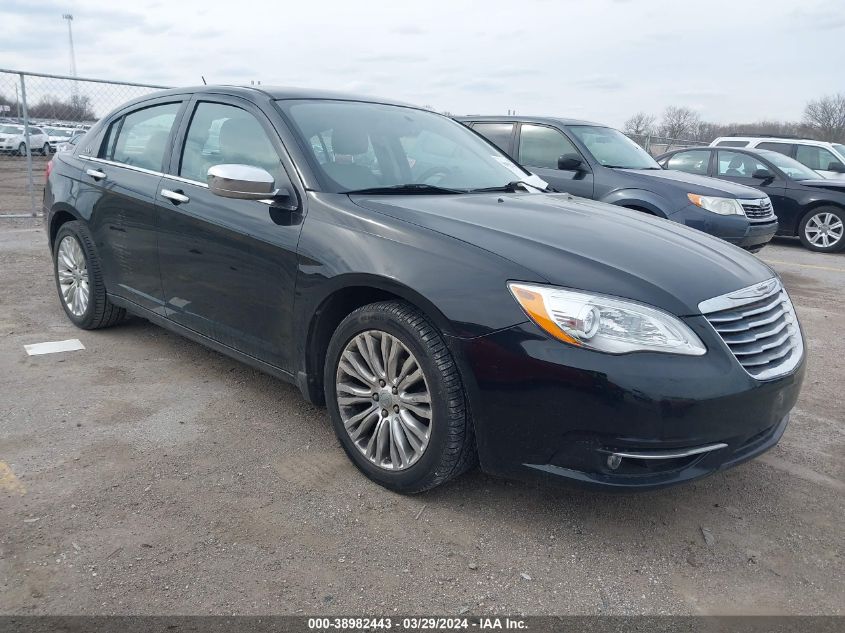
[1,0,842,126]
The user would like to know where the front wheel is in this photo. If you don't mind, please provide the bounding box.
[324,301,476,493]
[42,143,51,156]
[18,143,26,157]
[53,221,126,329]
[799,207,845,252]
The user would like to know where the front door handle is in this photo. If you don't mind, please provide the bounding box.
[161,189,190,205]
[85,168,106,180]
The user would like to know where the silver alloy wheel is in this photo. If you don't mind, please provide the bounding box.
[335,329,432,471]
[805,212,843,249]
[56,235,90,317]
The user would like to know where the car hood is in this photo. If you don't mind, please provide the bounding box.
[351,192,774,316]
[798,178,845,191]
[621,168,766,198]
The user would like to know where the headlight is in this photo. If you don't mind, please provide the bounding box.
[687,194,745,216]
[508,283,706,356]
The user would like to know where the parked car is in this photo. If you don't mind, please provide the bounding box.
[459,116,778,252]
[710,136,845,180]
[656,147,845,252]
[0,124,51,156]
[44,86,805,493]
[45,126,82,152]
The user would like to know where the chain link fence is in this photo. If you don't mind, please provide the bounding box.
[0,69,169,216]
[626,133,710,157]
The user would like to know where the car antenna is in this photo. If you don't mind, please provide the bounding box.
[201,75,207,85]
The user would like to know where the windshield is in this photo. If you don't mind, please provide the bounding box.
[278,99,535,193]
[0,125,22,134]
[758,150,820,180]
[568,125,660,169]
[49,128,73,138]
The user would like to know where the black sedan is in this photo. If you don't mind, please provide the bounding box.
[44,86,804,493]
[657,146,845,252]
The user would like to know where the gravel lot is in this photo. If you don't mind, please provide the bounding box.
[0,160,843,615]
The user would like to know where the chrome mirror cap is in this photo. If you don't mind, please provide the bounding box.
[207,164,277,200]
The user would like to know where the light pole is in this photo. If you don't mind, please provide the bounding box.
[63,13,78,93]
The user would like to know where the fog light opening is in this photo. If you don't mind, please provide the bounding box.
[607,454,622,470]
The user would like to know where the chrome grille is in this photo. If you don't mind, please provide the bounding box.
[699,278,803,380]
[739,198,775,221]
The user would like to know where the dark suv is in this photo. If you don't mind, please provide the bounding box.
[458,116,778,252]
[44,86,804,493]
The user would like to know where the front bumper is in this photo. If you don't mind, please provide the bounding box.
[450,318,804,491]
[670,204,778,252]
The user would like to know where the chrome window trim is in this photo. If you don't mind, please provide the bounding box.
[79,155,164,179]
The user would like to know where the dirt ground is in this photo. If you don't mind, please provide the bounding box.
[0,174,843,614]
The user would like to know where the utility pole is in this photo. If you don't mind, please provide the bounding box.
[63,14,78,94]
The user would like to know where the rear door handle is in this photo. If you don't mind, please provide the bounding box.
[161,189,190,205]
[85,168,106,180]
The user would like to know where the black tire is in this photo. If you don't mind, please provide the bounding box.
[42,143,51,156]
[18,143,26,157]
[52,220,126,329]
[798,206,845,253]
[324,301,476,493]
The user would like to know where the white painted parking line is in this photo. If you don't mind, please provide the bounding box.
[24,339,85,355]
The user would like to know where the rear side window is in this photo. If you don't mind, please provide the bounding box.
[179,102,283,184]
[756,142,793,156]
[105,102,181,171]
[471,123,515,154]
[795,144,839,171]
[666,149,711,175]
[714,140,749,147]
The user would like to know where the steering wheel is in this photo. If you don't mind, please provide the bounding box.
[417,166,454,185]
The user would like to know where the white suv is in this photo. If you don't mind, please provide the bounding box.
[0,124,51,156]
[710,136,845,179]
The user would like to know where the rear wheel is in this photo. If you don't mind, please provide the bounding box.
[53,221,126,329]
[799,207,845,252]
[324,301,476,493]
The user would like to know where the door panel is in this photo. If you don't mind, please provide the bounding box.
[157,99,303,370]
[517,123,594,198]
[81,100,185,312]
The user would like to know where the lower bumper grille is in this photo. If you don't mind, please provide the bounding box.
[699,278,803,380]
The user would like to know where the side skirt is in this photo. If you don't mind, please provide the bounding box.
[108,294,300,388]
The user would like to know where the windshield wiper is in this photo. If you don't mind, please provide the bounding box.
[343,183,465,195]
[468,180,547,193]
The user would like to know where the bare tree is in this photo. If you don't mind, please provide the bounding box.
[623,112,656,138]
[803,93,845,142]
[659,106,701,144]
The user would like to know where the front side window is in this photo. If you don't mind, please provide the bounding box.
[180,102,282,184]
[795,145,839,171]
[755,142,793,156]
[757,150,819,180]
[666,150,711,175]
[717,151,769,177]
[107,102,181,171]
[472,123,515,153]
[518,124,579,170]
[568,125,660,169]
[278,100,531,193]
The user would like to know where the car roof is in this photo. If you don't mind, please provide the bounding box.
[455,115,605,127]
[118,85,419,112]
[715,136,832,146]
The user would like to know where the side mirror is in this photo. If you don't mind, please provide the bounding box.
[751,168,774,180]
[207,164,294,204]
[827,161,845,173]
[557,154,583,171]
